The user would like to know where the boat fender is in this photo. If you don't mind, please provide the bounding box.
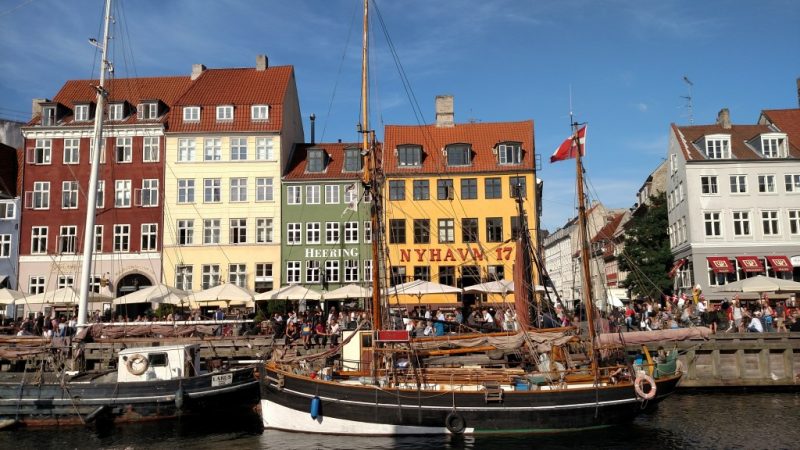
[634,373,657,400]
[126,353,149,376]
[310,396,321,419]
[175,387,185,410]
[445,411,466,434]
[85,405,108,423]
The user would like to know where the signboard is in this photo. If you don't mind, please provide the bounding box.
[211,373,233,386]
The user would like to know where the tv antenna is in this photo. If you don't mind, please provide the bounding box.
[681,75,694,124]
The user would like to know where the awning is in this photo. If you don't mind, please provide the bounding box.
[765,255,793,272]
[735,256,764,273]
[706,257,733,274]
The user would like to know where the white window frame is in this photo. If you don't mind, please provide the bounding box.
[228,263,247,287]
[94,225,103,253]
[29,276,46,294]
[0,234,11,258]
[177,219,194,245]
[178,138,196,162]
[229,177,247,202]
[175,265,193,291]
[138,102,158,120]
[31,226,47,254]
[364,259,373,282]
[306,260,321,284]
[364,221,372,243]
[306,222,321,245]
[57,274,74,289]
[183,106,200,122]
[325,222,340,244]
[31,139,52,165]
[115,180,132,207]
[251,105,269,121]
[139,179,159,207]
[729,175,747,194]
[325,185,340,204]
[0,202,15,219]
[256,177,273,202]
[63,138,80,164]
[74,104,90,122]
[143,136,159,162]
[704,212,721,237]
[203,219,221,244]
[230,218,247,244]
[61,181,78,209]
[344,259,359,283]
[788,210,800,236]
[203,178,221,203]
[760,134,787,158]
[204,138,221,161]
[286,261,301,284]
[497,143,521,165]
[256,218,274,243]
[344,221,359,243]
[32,181,50,209]
[113,224,130,252]
[141,223,157,252]
[732,211,751,237]
[178,179,195,204]
[255,137,274,160]
[89,138,106,164]
[306,185,321,204]
[287,186,302,205]
[761,210,779,236]
[230,137,248,161]
[202,264,221,290]
[96,181,105,209]
[700,175,718,195]
[758,174,776,193]
[325,260,340,283]
[784,174,800,193]
[704,136,730,159]
[115,137,132,163]
[108,103,124,121]
[287,223,302,245]
[216,105,233,121]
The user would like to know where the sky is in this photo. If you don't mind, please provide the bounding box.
[1,0,798,231]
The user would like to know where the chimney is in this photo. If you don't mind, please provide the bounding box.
[309,113,316,144]
[191,64,206,81]
[256,54,268,71]
[435,95,454,128]
[716,108,731,129]
[31,98,48,119]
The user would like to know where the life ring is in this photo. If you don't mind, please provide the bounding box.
[445,411,466,434]
[634,373,657,400]
[126,353,149,376]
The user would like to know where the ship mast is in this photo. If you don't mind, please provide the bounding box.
[77,0,113,328]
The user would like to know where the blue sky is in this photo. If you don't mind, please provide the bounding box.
[1,0,798,230]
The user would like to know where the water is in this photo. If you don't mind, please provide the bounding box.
[3,392,799,449]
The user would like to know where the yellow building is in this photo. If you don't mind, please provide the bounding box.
[383,96,537,306]
[162,57,303,295]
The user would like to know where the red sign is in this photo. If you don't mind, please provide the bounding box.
[376,330,410,342]
[765,255,792,272]
[706,257,733,274]
[735,256,764,273]
[398,246,513,263]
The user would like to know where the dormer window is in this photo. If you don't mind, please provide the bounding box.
[42,106,56,126]
[307,148,326,173]
[704,135,730,159]
[137,102,159,120]
[74,104,91,122]
[216,105,233,121]
[760,134,787,158]
[251,105,269,121]
[397,145,422,167]
[183,106,200,122]
[497,142,522,165]
[108,103,125,121]
[343,147,363,172]
[445,143,471,166]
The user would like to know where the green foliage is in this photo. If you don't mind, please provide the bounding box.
[619,191,673,299]
[154,303,176,319]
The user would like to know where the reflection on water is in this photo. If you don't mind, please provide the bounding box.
[3,393,799,449]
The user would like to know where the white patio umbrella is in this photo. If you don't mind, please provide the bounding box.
[255,284,323,301]
[386,280,462,305]
[0,288,26,303]
[189,283,255,308]
[463,280,515,295]
[714,275,800,294]
[114,284,189,307]
[24,287,112,305]
[323,284,371,300]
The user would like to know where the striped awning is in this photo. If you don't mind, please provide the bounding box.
[706,257,733,274]
[736,256,764,273]
[765,255,793,272]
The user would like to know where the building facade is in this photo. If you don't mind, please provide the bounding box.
[0,197,20,290]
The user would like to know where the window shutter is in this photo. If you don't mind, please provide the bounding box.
[24,191,33,209]
[137,103,144,119]
[134,189,142,206]
[26,147,35,164]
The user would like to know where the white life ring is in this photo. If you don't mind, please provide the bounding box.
[126,353,149,376]
[634,373,657,400]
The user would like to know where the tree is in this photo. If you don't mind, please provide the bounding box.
[619,192,672,300]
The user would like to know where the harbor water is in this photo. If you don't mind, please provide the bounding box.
[2,392,798,449]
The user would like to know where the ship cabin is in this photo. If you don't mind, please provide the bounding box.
[117,344,201,383]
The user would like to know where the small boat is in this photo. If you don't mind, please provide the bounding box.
[0,343,259,427]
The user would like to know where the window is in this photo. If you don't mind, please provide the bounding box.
[115,137,132,163]
[230,137,247,160]
[74,104,89,122]
[204,138,221,161]
[344,222,358,243]
[678,182,684,202]
[389,219,406,244]
[31,181,50,209]
[178,179,195,203]
[389,180,405,201]
[446,144,470,166]
[203,178,221,203]
[307,149,325,172]
[364,259,373,282]
[287,186,302,205]
[509,176,526,198]
[256,218,273,243]
[29,276,45,294]
[143,136,159,162]
[704,212,721,237]
[175,265,193,291]
[108,103,124,121]
[761,135,786,158]
[251,105,269,121]
[177,219,194,245]
[61,181,78,209]
[306,222,321,244]
[57,275,74,289]
[462,218,478,243]
[732,211,751,236]
[57,226,76,254]
[139,179,158,207]
[364,221,372,244]
[730,175,747,193]
[178,138,196,161]
[256,177,274,202]
[255,137,275,160]
[216,105,233,121]
[229,264,247,287]
[438,219,455,243]
[344,183,359,205]
[344,260,359,283]
[413,219,430,244]
[287,223,302,245]
[42,106,56,126]
[97,180,106,208]
[485,178,502,199]
[230,177,247,202]
[230,218,247,244]
[488,265,505,281]
[758,175,776,193]
[413,266,430,282]
[705,137,730,159]
[141,223,157,252]
[203,219,220,244]
[390,266,406,286]
[325,185,340,204]
[761,210,779,235]
[786,174,800,193]
[306,185,321,204]
[412,180,429,200]
[437,179,454,200]
[511,216,523,239]
[461,178,478,200]
[31,226,47,254]
[306,260,321,283]
[789,210,800,235]
[115,180,131,207]
[0,202,14,219]
[286,261,301,284]
[486,217,503,242]
[255,263,274,292]
[344,147,362,171]
[183,106,200,122]
[325,222,340,244]
[439,266,455,287]
[201,264,220,289]
[497,143,522,165]
[114,224,130,252]
[397,145,422,167]
[138,102,158,120]
[701,176,718,194]
[63,138,79,164]
[325,260,340,283]
[31,139,51,164]
[89,137,106,163]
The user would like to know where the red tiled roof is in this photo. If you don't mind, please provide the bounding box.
[672,121,800,161]
[168,66,294,133]
[761,109,800,152]
[591,213,625,244]
[284,142,365,180]
[383,120,534,175]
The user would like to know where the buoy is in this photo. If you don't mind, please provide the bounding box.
[310,396,321,419]
[175,387,185,410]
[445,411,466,434]
[85,405,108,423]
[634,373,657,400]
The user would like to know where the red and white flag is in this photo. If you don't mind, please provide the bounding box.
[550,125,587,163]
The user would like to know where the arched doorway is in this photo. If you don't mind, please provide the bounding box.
[116,273,153,298]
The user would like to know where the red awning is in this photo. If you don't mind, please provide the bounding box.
[765,255,793,272]
[736,256,764,273]
[706,257,733,273]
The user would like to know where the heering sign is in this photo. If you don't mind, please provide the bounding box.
[304,248,359,258]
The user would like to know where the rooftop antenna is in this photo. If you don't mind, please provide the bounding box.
[681,75,694,124]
